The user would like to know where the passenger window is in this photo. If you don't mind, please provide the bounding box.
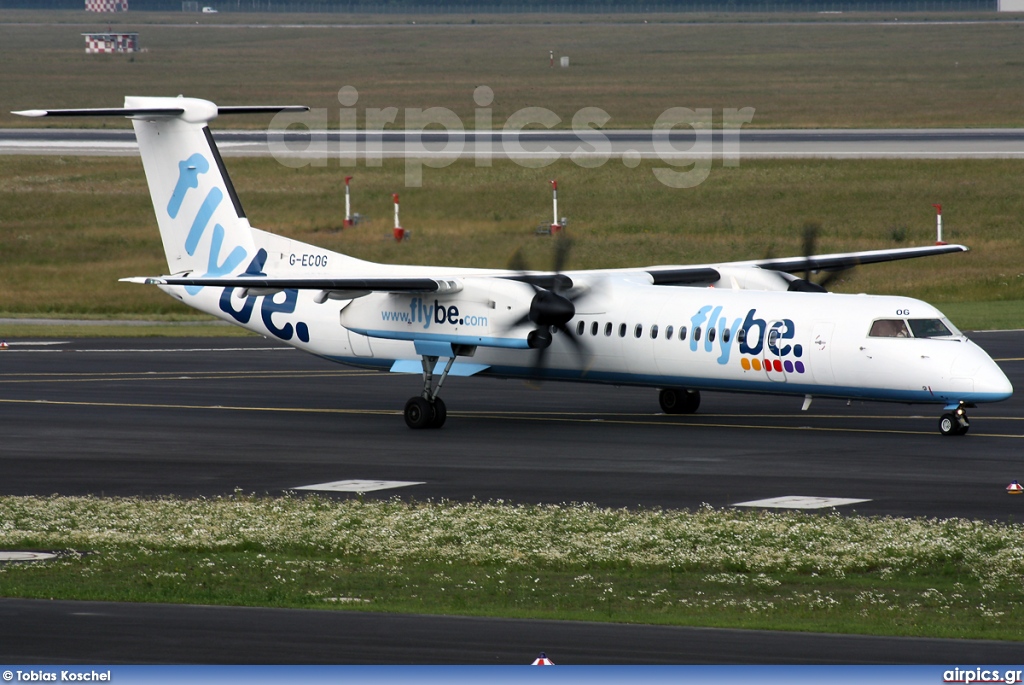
[605,322,613,337]
[722,327,731,343]
[576,321,585,336]
[679,326,687,341]
[737,328,746,344]
[694,326,702,342]
[665,325,674,339]
[619,323,627,338]
[908,319,954,338]
[869,319,910,338]
[651,325,659,339]
[708,327,716,343]
[591,321,599,336]
[634,324,643,339]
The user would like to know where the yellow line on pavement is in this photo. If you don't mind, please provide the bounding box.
[0,397,397,416]
[0,371,381,384]
[2,397,1021,438]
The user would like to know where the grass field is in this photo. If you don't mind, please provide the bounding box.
[1,155,1021,328]
[2,495,1022,641]
[3,11,1024,129]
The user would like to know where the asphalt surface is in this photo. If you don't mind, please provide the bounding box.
[0,333,1021,520]
[0,333,1022,663]
[3,597,1024,665]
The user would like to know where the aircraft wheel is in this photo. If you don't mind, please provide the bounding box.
[429,397,447,429]
[404,397,433,429]
[659,388,700,415]
[938,413,968,436]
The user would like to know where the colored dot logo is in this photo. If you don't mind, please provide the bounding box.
[740,357,805,373]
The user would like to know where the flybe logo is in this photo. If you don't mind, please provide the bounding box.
[381,297,489,329]
[219,249,311,343]
[691,306,805,374]
[167,153,247,295]
[168,155,309,344]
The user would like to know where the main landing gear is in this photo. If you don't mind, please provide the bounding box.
[939,402,970,436]
[404,354,454,430]
[659,388,701,415]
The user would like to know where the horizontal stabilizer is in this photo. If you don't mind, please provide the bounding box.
[13,105,307,119]
[13,107,185,118]
[216,106,310,115]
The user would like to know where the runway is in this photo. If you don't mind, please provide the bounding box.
[4,597,1024,664]
[0,332,1022,663]
[4,128,1024,159]
[0,333,1021,518]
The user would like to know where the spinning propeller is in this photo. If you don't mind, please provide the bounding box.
[787,223,855,293]
[504,236,590,373]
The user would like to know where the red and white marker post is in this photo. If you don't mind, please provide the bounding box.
[933,204,945,245]
[343,176,354,228]
[392,193,405,242]
[550,180,562,235]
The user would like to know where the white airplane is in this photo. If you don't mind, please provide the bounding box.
[14,96,1013,435]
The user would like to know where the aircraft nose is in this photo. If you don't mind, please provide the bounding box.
[978,360,1014,400]
[954,348,1013,401]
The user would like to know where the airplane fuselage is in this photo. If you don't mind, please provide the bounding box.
[169,270,1011,409]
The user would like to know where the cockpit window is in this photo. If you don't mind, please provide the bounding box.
[869,319,910,338]
[908,318,955,338]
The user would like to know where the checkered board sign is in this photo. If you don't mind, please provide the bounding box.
[85,0,129,11]
[83,33,138,54]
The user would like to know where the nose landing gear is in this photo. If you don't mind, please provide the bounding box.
[938,402,970,436]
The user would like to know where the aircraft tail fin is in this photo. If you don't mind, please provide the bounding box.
[14,97,307,278]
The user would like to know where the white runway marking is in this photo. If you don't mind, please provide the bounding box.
[733,496,871,509]
[0,551,58,562]
[293,479,425,493]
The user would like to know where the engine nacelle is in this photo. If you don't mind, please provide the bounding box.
[339,277,537,349]
[712,266,796,291]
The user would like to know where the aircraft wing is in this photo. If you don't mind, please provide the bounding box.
[743,243,968,273]
[640,244,969,292]
[121,276,445,292]
[124,244,969,296]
